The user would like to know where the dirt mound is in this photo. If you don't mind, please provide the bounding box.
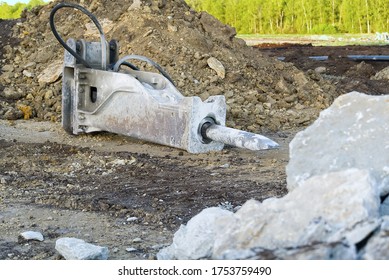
[0,0,340,132]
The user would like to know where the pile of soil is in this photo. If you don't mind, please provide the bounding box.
[0,0,340,132]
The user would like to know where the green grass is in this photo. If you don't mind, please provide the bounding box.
[238,33,389,47]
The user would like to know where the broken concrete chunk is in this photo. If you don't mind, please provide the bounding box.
[380,195,389,216]
[361,217,389,259]
[158,168,380,260]
[37,60,63,84]
[286,91,389,196]
[20,231,44,242]
[212,169,379,258]
[207,57,225,79]
[157,207,234,260]
[55,237,109,260]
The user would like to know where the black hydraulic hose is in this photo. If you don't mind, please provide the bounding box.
[50,3,175,84]
[49,2,106,68]
[113,55,175,85]
[121,61,140,71]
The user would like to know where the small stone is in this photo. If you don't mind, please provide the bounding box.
[168,24,178,32]
[55,237,109,260]
[207,57,225,79]
[263,102,272,109]
[126,217,138,222]
[37,60,62,84]
[24,62,36,68]
[4,108,23,120]
[126,247,138,252]
[20,231,44,242]
[128,0,141,10]
[2,65,14,72]
[22,70,33,78]
[2,87,23,100]
[44,90,54,100]
[133,237,142,243]
[315,66,327,74]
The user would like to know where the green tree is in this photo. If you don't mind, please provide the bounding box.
[0,2,13,19]
[185,0,388,34]
[0,0,46,19]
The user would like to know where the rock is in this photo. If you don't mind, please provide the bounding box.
[22,70,33,78]
[20,231,44,242]
[361,217,389,259]
[286,92,389,195]
[37,60,63,85]
[380,195,389,216]
[372,66,389,80]
[207,57,225,79]
[158,169,380,260]
[132,237,142,243]
[293,72,309,87]
[55,237,109,260]
[219,241,356,260]
[126,217,138,222]
[157,207,234,260]
[126,247,137,252]
[4,108,23,120]
[1,64,14,72]
[2,87,23,100]
[168,24,178,32]
[315,66,327,74]
[212,169,379,258]
[128,0,142,11]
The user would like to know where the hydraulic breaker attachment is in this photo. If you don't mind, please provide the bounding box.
[52,3,279,153]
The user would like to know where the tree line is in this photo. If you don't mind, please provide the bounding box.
[186,0,389,34]
[0,0,46,19]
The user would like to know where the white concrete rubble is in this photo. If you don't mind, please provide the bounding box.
[212,169,379,258]
[19,231,44,242]
[55,237,109,260]
[286,91,389,195]
[157,207,234,260]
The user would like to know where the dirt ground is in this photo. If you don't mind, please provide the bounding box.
[256,43,389,95]
[1,2,389,260]
[0,119,290,259]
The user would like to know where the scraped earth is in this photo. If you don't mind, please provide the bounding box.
[1,0,388,260]
[256,44,389,95]
[0,120,290,259]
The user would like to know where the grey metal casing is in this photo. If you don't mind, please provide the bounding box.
[62,39,226,153]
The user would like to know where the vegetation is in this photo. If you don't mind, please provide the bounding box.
[0,0,47,19]
[186,0,389,34]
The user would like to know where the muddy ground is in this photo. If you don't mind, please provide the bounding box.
[1,5,389,259]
